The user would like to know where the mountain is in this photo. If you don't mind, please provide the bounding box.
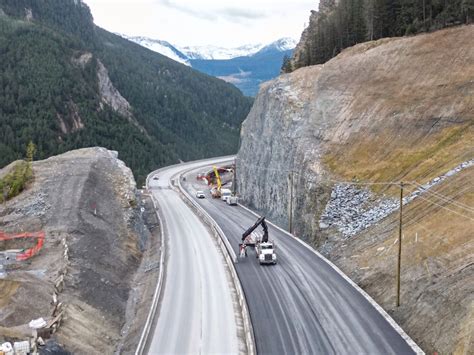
[177,43,266,60]
[0,0,253,184]
[119,35,190,66]
[237,25,474,354]
[190,39,296,96]
[122,35,297,96]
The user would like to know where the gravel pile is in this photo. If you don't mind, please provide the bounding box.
[320,159,474,237]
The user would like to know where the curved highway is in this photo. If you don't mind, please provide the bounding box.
[182,162,423,355]
[146,158,240,354]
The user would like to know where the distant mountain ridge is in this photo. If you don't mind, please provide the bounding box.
[121,35,297,96]
[0,0,253,184]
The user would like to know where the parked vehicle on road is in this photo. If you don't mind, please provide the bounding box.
[226,195,238,205]
[220,188,232,202]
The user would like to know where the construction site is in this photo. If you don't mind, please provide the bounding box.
[0,148,161,354]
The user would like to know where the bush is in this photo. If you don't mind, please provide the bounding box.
[0,161,31,203]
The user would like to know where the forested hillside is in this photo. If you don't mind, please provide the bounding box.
[285,0,474,71]
[0,0,253,183]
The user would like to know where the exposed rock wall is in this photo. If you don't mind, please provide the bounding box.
[289,0,336,70]
[237,25,474,244]
[97,59,133,118]
[237,25,474,354]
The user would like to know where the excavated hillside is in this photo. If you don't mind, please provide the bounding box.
[237,25,473,354]
[0,148,161,354]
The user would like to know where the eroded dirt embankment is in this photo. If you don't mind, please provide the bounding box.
[237,25,473,354]
[0,148,160,354]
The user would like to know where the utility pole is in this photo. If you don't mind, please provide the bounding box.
[288,171,294,234]
[396,182,404,307]
[232,159,237,195]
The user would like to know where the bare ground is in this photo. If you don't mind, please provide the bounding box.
[0,148,160,354]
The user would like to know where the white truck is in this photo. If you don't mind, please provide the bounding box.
[240,216,277,265]
[220,188,232,202]
[226,195,238,205]
[255,240,277,265]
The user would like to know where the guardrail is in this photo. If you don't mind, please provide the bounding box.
[134,170,168,355]
[176,173,256,355]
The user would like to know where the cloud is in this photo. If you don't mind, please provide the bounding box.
[157,0,267,22]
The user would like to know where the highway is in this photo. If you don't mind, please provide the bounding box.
[146,158,240,354]
[182,163,423,355]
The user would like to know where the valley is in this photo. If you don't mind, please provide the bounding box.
[0,0,472,354]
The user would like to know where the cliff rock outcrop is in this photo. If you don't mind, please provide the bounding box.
[237,25,473,354]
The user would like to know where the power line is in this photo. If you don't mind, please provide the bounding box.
[414,194,474,221]
[407,181,474,213]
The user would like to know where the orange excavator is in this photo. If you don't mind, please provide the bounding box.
[0,231,45,261]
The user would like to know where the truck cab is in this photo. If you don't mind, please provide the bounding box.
[256,241,277,265]
[220,188,232,202]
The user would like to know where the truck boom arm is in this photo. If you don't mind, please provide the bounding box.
[242,216,269,243]
[212,166,222,190]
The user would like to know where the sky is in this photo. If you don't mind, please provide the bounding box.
[83,0,318,47]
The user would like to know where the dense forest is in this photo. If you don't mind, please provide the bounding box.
[0,0,253,183]
[284,0,474,71]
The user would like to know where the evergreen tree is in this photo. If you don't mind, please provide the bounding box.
[292,0,471,70]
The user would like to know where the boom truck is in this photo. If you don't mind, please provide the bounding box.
[241,217,277,265]
[211,166,222,198]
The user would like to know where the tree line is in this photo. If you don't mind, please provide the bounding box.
[0,0,253,184]
[283,0,474,72]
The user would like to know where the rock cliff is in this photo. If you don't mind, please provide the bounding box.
[238,24,473,241]
[237,25,473,354]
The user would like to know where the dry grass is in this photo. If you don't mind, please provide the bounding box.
[324,123,473,196]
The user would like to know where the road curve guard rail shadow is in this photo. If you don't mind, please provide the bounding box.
[176,171,256,355]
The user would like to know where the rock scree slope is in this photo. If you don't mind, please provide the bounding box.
[237,25,473,354]
[0,148,160,354]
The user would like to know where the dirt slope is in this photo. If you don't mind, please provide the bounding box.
[0,148,160,354]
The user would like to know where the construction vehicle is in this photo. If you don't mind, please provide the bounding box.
[211,166,222,198]
[241,217,277,265]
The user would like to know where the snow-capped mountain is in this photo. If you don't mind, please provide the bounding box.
[260,38,297,53]
[177,43,265,60]
[177,38,297,60]
[120,35,190,66]
[119,34,297,96]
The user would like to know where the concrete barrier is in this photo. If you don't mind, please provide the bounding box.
[134,170,168,355]
[176,173,256,355]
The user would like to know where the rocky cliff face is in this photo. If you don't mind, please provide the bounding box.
[289,0,336,69]
[237,25,473,353]
[238,25,473,242]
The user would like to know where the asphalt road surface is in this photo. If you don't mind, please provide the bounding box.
[183,164,420,355]
[146,158,239,354]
